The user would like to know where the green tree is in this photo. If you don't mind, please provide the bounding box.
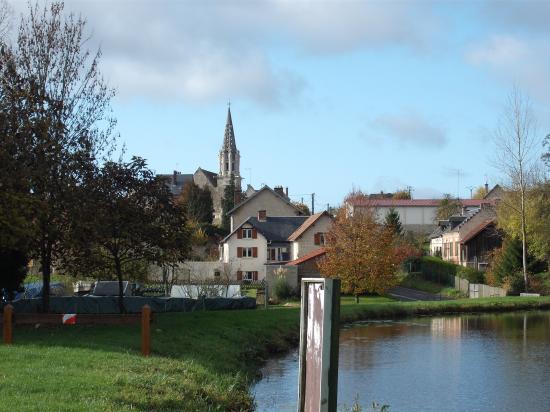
[435,194,461,221]
[0,2,115,311]
[0,248,29,301]
[542,134,549,168]
[63,157,189,313]
[384,208,403,236]
[220,174,236,232]
[178,182,214,224]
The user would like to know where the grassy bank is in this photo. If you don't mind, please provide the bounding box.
[2,296,550,411]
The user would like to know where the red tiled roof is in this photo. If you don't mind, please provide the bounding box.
[460,219,496,244]
[348,198,494,207]
[287,212,330,241]
[286,248,326,266]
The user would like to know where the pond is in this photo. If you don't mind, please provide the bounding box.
[252,311,550,412]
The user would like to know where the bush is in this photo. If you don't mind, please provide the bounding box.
[420,256,457,286]
[273,276,292,301]
[456,266,485,283]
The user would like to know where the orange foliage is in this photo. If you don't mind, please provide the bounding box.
[319,207,401,296]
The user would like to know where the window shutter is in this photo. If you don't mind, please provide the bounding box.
[237,247,242,258]
[253,271,258,281]
[252,247,258,258]
[237,229,242,239]
[314,233,320,245]
[237,271,242,281]
[252,228,257,239]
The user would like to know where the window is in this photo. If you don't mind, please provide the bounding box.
[214,271,220,277]
[244,271,258,281]
[314,232,326,246]
[268,248,277,261]
[242,247,253,257]
[242,228,253,239]
[225,162,229,171]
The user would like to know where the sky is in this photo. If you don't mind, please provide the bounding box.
[8,0,550,208]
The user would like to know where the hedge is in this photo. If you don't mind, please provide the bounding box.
[420,256,485,286]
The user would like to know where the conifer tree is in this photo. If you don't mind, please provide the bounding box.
[384,208,403,236]
[221,174,236,232]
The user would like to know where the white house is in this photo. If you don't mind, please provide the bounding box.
[221,211,332,281]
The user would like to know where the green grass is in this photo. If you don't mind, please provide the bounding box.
[399,272,464,297]
[2,296,550,411]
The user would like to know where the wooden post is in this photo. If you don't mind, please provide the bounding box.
[297,278,340,412]
[3,304,13,345]
[141,305,151,357]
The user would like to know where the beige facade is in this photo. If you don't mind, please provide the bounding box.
[222,222,269,280]
[290,214,332,260]
[229,187,300,232]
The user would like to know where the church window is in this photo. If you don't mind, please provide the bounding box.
[232,161,235,171]
[225,162,229,171]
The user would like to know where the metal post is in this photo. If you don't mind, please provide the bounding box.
[265,283,268,310]
[141,305,151,357]
[3,304,13,345]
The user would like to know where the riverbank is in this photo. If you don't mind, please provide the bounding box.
[1,296,550,411]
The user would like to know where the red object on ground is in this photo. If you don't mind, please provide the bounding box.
[62,314,77,325]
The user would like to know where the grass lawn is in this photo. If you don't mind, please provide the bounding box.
[399,272,465,298]
[2,296,550,411]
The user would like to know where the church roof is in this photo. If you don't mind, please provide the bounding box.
[195,167,218,187]
[222,107,237,152]
[158,172,193,197]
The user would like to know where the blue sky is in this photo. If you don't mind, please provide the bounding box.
[11,0,550,207]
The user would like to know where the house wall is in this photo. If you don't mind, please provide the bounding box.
[223,224,268,279]
[359,205,438,234]
[230,190,299,231]
[442,231,462,265]
[430,237,443,256]
[291,215,333,260]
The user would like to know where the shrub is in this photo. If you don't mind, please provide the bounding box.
[273,276,292,301]
[456,266,485,283]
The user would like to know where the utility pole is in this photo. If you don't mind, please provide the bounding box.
[311,193,315,214]
[326,203,330,212]
[406,185,413,199]
[467,186,474,198]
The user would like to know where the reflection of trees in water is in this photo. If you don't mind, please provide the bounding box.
[338,323,423,372]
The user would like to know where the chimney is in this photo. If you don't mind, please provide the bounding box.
[274,186,285,197]
[484,182,489,194]
[285,187,288,197]
[258,210,267,221]
[172,170,178,185]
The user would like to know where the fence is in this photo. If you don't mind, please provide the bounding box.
[469,283,507,298]
[454,276,470,295]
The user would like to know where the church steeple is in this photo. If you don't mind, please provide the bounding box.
[219,104,240,181]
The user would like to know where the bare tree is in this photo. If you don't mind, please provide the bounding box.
[493,87,540,289]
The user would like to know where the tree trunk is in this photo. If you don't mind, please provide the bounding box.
[355,294,359,304]
[520,186,528,291]
[114,256,125,314]
[41,240,52,313]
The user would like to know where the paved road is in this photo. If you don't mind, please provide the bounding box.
[389,286,451,301]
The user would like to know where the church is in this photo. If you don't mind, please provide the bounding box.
[159,107,243,223]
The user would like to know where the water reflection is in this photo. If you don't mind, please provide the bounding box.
[253,311,550,412]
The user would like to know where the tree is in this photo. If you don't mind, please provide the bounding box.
[0,2,115,311]
[472,186,488,199]
[543,134,550,169]
[393,190,411,200]
[0,248,29,301]
[63,157,189,313]
[178,182,214,224]
[220,174,236,232]
[435,194,461,220]
[384,208,403,236]
[292,201,311,215]
[497,182,550,271]
[493,87,540,289]
[319,206,400,303]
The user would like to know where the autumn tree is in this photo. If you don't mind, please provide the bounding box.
[319,207,400,303]
[435,194,461,220]
[384,208,403,237]
[292,201,311,215]
[493,88,541,289]
[393,190,411,200]
[472,186,488,199]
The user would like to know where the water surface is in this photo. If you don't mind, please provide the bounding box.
[253,311,550,412]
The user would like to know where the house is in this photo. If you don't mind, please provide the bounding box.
[220,211,332,282]
[432,205,502,269]
[286,247,327,282]
[226,185,304,232]
[346,196,497,234]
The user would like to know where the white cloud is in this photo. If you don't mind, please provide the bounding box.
[5,0,439,106]
[368,111,447,147]
[466,35,550,103]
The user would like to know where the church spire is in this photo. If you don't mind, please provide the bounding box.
[222,105,237,152]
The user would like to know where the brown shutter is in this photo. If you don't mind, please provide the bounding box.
[252,228,257,239]
[314,233,320,245]
[253,271,258,281]
[237,229,242,239]
[252,247,258,258]
[237,271,242,281]
[237,247,242,258]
